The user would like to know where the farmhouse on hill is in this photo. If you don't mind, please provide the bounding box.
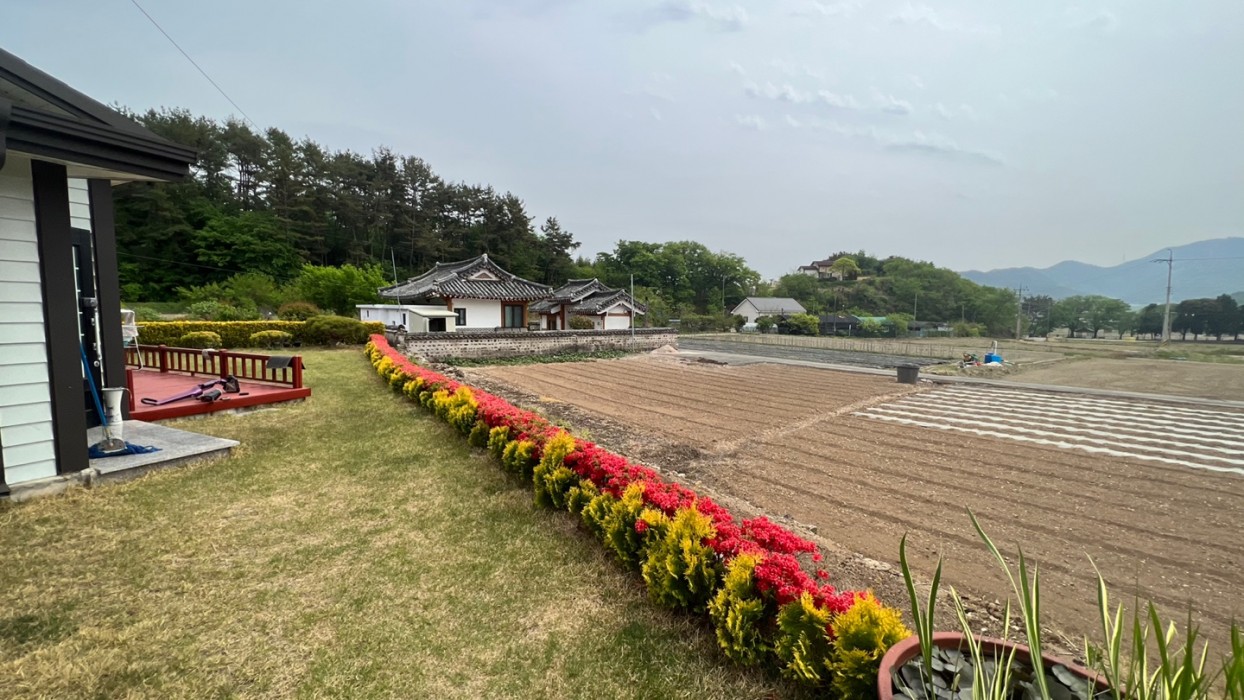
[798,255,857,280]
[377,254,552,331]
[0,48,196,494]
[730,297,807,325]
[530,279,646,330]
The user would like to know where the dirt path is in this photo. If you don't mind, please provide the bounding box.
[469,355,1244,659]
[1001,357,1244,401]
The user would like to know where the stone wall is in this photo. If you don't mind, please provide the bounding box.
[394,328,677,360]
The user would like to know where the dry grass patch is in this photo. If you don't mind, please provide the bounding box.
[0,349,798,699]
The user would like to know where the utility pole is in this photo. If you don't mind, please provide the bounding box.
[1014,286,1026,340]
[630,273,636,340]
[1152,249,1173,345]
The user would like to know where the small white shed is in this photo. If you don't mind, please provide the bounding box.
[356,304,458,333]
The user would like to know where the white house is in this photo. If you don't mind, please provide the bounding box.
[356,304,459,333]
[730,297,807,325]
[530,279,646,330]
[377,254,551,331]
[0,49,196,495]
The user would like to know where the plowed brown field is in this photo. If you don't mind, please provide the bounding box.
[471,356,1244,653]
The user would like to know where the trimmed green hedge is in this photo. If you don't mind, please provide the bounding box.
[136,318,383,347]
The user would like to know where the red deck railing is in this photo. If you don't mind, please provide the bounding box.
[124,345,304,388]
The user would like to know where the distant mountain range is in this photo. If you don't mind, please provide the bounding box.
[961,237,1244,305]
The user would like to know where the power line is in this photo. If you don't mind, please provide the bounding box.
[128,0,256,128]
[118,251,251,275]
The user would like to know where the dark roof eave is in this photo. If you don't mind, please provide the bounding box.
[6,105,195,180]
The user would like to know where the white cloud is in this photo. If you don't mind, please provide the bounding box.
[817,89,864,110]
[735,114,768,130]
[641,0,749,31]
[882,131,1005,166]
[908,75,926,90]
[784,114,802,128]
[727,61,747,76]
[796,118,1003,165]
[871,88,912,115]
[933,102,979,121]
[793,0,868,18]
[889,3,1000,35]
[744,81,818,104]
[649,107,663,121]
[770,58,824,80]
[1066,7,1119,34]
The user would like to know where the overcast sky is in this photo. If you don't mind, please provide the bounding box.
[5,0,1242,277]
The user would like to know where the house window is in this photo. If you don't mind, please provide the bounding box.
[502,303,525,329]
[455,308,467,327]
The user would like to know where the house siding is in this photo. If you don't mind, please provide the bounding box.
[0,156,58,486]
[735,300,760,324]
[68,178,92,232]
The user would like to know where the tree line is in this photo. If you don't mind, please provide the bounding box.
[114,109,581,301]
[1021,294,1243,340]
[769,252,1020,336]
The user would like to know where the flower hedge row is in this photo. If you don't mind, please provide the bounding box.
[365,334,909,697]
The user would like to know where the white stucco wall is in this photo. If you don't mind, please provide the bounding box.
[0,155,58,486]
[603,313,632,330]
[452,298,504,329]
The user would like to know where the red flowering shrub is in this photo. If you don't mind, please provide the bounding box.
[363,335,904,680]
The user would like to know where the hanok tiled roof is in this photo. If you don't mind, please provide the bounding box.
[378,254,552,302]
[530,279,647,315]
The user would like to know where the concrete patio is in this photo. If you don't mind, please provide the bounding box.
[86,420,238,483]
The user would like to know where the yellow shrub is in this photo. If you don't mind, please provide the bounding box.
[501,439,537,478]
[582,483,648,568]
[487,426,511,461]
[376,356,395,379]
[430,387,477,433]
[709,552,771,666]
[830,592,911,700]
[533,431,578,509]
[640,504,722,613]
[775,592,834,686]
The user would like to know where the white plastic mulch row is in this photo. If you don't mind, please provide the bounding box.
[854,386,1244,477]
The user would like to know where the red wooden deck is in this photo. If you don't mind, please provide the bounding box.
[127,370,310,421]
[124,345,310,421]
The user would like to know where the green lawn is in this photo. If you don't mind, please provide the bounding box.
[0,349,796,699]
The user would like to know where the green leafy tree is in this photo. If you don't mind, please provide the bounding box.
[1134,303,1164,338]
[886,312,914,338]
[1173,298,1217,340]
[1210,294,1241,340]
[830,256,861,280]
[191,211,304,282]
[781,313,820,336]
[294,264,387,314]
[533,217,580,285]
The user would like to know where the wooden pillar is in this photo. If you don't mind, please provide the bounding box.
[87,179,128,418]
[32,160,87,475]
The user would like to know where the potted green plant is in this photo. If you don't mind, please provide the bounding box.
[879,511,1106,700]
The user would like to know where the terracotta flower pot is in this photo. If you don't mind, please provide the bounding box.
[877,632,1106,700]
